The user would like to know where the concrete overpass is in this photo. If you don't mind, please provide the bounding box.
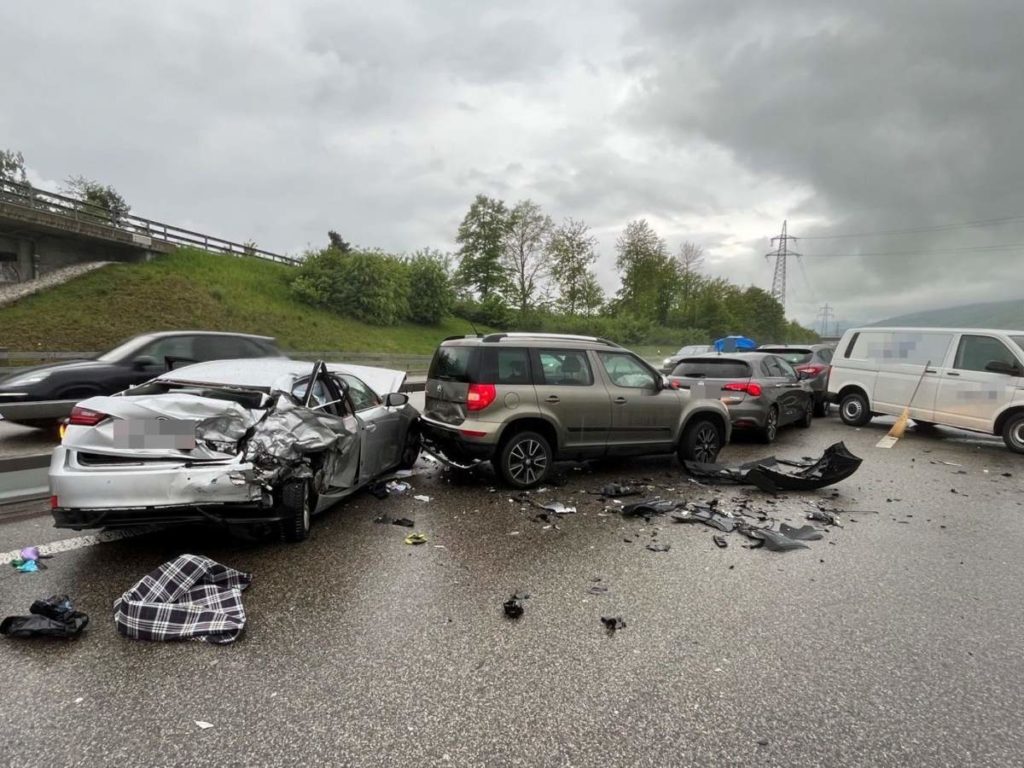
[0,179,294,283]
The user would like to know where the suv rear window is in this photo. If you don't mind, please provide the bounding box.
[429,345,478,383]
[672,359,752,378]
[761,348,812,365]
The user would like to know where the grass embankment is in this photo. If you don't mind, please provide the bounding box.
[0,249,482,353]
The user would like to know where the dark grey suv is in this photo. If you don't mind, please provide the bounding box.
[757,344,834,416]
[420,333,732,488]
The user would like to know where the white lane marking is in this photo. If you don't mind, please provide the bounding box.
[0,525,163,563]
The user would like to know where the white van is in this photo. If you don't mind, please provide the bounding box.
[827,327,1024,453]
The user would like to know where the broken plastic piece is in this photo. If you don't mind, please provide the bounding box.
[598,483,641,498]
[779,523,823,541]
[737,524,809,551]
[685,442,862,492]
[646,542,671,552]
[413,495,431,502]
[195,721,214,730]
[404,533,427,545]
[622,499,681,518]
[588,585,609,595]
[713,535,728,549]
[600,616,626,633]
[671,505,737,532]
[392,518,415,528]
[807,509,840,526]
[541,501,576,515]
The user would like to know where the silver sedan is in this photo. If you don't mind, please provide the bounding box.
[49,359,421,541]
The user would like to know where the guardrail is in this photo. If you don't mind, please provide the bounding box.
[0,179,297,265]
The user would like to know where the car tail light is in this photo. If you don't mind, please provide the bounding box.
[68,405,108,426]
[796,364,826,377]
[50,495,59,509]
[466,383,497,411]
[723,381,763,397]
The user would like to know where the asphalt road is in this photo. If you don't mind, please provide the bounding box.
[1,414,1022,767]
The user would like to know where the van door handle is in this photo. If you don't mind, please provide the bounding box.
[545,395,560,403]
[946,372,960,377]
[364,423,377,432]
[613,397,627,404]
[926,369,938,374]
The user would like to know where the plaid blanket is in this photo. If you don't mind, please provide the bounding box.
[113,555,252,644]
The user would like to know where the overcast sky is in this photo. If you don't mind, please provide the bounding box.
[2,0,1022,329]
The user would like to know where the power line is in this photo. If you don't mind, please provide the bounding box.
[801,241,1024,258]
[799,214,1024,240]
[817,303,835,337]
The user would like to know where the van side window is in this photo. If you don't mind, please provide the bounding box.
[843,333,860,358]
[954,335,1019,373]
[849,331,952,365]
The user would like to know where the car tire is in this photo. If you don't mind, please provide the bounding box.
[798,398,814,429]
[279,479,312,543]
[1002,412,1024,454]
[678,416,724,464]
[398,427,422,470]
[839,391,872,427]
[813,396,829,418]
[758,406,780,444]
[498,430,552,489]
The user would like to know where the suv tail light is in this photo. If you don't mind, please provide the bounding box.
[723,381,763,397]
[466,383,497,412]
[69,405,108,426]
[796,364,826,377]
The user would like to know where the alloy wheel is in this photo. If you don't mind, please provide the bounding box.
[507,438,548,486]
[693,424,720,464]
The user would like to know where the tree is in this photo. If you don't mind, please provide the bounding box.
[615,219,679,325]
[454,194,509,300]
[0,149,27,184]
[578,272,605,317]
[548,217,601,316]
[327,231,352,253]
[406,248,453,325]
[502,200,553,315]
[674,241,705,327]
[62,175,131,223]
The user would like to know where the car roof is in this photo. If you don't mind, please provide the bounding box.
[140,330,275,342]
[845,327,1024,335]
[440,333,622,349]
[155,359,405,396]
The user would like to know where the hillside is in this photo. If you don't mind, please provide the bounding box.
[872,299,1024,330]
[0,248,479,353]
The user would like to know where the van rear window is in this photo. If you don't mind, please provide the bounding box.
[672,359,752,379]
[429,346,478,383]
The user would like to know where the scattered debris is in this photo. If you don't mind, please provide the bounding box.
[503,593,528,619]
[737,525,809,552]
[713,535,728,549]
[671,505,737,532]
[807,509,841,526]
[622,499,682,518]
[385,480,411,494]
[413,495,431,503]
[684,442,862,493]
[601,616,626,633]
[646,542,671,553]
[8,545,49,573]
[540,501,576,515]
[404,533,428,545]
[113,555,251,644]
[195,721,215,730]
[588,585,609,595]
[778,523,824,541]
[597,483,641,498]
[392,518,415,528]
[1,595,89,639]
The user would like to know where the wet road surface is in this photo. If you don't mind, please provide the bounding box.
[1,415,1023,767]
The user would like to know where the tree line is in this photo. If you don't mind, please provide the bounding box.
[292,193,818,345]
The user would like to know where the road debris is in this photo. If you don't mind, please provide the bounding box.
[597,483,641,498]
[646,542,671,553]
[503,593,528,619]
[1,595,89,639]
[392,518,415,528]
[684,442,862,492]
[404,533,428,545]
[601,616,626,633]
[540,501,576,515]
[413,495,432,502]
[113,555,251,644]
[713,535,728,549]
[195,721,215,730]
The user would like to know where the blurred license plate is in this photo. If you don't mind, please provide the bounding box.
[112,418,196,450]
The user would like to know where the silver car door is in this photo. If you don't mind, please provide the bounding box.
[335,374,401,481]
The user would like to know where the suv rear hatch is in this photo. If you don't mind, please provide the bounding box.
[669,358,760,404]
[424,344,480,426]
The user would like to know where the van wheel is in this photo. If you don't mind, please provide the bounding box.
[1002,412,1024,454]
[758,407,779,443]
[279,480,312,542]
[498,431,552,489]
[678,416,724,464]
[839,391,872,426]
[797,398,814,428]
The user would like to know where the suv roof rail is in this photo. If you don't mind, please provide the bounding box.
[441,334,483,342]
[480,332,622,347]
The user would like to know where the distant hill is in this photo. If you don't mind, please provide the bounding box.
[872,299,1024,330]
[0,248,478,353]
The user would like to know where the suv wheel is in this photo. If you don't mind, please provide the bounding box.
[279,480,312,543]
[498,431,552,489]
[758,406,779,443]
[1002,412,1024,454]
[839,391,872,427]
[678,417,724,464]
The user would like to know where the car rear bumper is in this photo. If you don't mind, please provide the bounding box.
[48,446,264,514]
[725,402,769,430]
[51,503,285,530]
[420,418,496,467]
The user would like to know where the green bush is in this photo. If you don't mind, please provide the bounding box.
[292,249,410,325]
[406,254,452,325]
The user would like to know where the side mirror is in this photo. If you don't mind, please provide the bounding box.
[132,355,158,371]
[985,360,1021,376]
[385,392,409,407]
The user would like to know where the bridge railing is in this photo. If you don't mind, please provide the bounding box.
[0,179,298,265]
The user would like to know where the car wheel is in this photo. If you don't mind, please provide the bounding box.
[839,391,872,427]
[279,479,312,543]
[758,407,779,443]
[1002,412,1024,454]
[398,427,422,469]
[813,396,828,418]
[498,430,552,489]
[798,398,814,429]
[678,416,724,464]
